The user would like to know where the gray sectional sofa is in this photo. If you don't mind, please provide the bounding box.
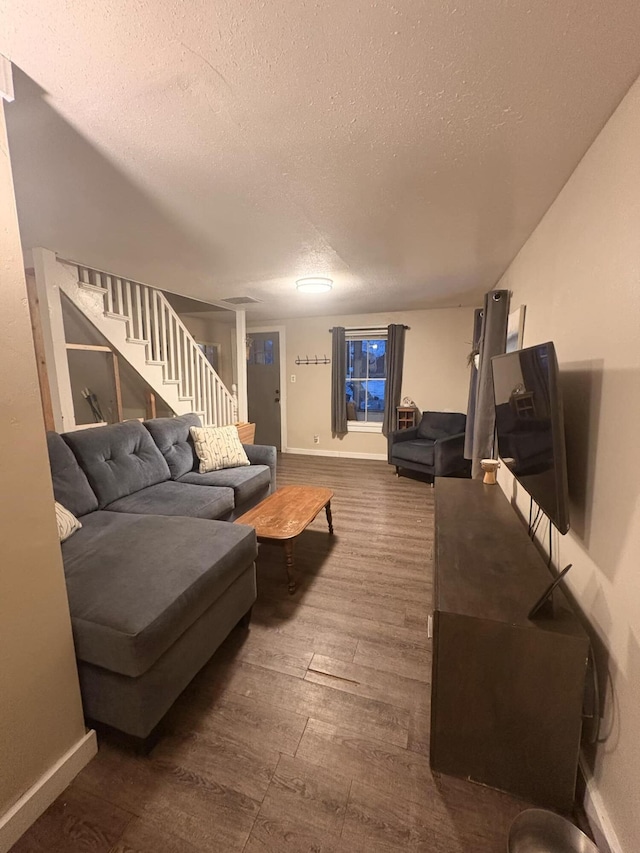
[46,413,276,744]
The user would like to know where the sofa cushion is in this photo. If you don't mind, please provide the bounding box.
[417,411,466,441]
[64,421,170,508]
[46,431,98,517]
[60,511,257,677]
[178,464,270,506]
[143,413,201,480]
[392,439,435,467]
[105,481,235,519]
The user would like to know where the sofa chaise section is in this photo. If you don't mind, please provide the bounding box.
[62,510,257,738]
[62,511,257,677]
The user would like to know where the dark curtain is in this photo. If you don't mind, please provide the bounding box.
[382,324,406,437]
[466,290,510,478]
[331,326,347,437]
[464,308,484,460]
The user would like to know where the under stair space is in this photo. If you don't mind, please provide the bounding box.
[62,297,173,426]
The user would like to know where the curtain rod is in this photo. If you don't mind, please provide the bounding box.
[328,325,410,333]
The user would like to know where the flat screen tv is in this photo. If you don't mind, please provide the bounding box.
[491,341,570,535]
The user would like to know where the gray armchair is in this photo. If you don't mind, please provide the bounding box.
[388,411,470,484]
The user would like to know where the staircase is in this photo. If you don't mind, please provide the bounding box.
[55,259,236,426]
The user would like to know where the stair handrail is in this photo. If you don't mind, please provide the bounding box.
[154,288,235,424]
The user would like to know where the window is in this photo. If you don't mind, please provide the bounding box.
[247,337,274,365]
[346,334,387,429]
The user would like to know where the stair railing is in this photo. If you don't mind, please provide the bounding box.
[77,265,235,426]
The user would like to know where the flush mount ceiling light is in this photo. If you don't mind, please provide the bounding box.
[295,276,333,294]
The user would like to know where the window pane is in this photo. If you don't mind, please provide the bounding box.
[346,341,355,378]
[366,409,385,422]
[249,338,274,365]
[366,340,386,378]
[347,340,370,379]
[367,379,386,411]
[346,379,367,415]
[345,378,353,405]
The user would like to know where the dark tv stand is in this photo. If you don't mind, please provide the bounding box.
[430,478,589,809]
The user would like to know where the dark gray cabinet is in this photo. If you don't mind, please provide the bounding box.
[430,478,589,809]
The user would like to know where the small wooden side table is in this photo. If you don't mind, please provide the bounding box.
[396,406,417,431]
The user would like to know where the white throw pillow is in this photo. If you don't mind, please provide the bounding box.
[190,425,251,473]
[55,501,82,542]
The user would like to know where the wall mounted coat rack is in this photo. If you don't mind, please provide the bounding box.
[295,354,331,365]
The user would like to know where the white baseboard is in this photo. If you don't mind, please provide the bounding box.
[579,755,622,853]
[0,730,97,853]
[284,446,387,461]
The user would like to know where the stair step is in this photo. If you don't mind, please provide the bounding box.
[104,312,128,322]
[126,338,149,346]
[78,282,107,294]
[178,396,194,402]
[145,360,166,367]
[163,379,180,385]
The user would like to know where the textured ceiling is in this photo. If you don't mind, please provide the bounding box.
[3,0,640,319]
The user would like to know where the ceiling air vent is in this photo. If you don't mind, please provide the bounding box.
[221,295,262,305]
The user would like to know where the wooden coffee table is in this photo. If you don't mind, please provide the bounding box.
[235,485,334,593]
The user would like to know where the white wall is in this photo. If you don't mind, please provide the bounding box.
[0,97,93,848]
[496,76,640,852]
[251,306,475,456]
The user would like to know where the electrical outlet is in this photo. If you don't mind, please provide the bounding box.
[313,434,320,444]
[290,374,296,383]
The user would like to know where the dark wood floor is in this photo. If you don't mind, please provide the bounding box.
[12,454,532,853]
